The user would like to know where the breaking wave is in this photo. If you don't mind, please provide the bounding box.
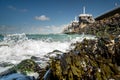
[0,33,96,65]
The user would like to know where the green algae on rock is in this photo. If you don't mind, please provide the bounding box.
[16,59,40,74]
[16,59,46,80]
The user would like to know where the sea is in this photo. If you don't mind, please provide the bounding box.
[0,33,96,74]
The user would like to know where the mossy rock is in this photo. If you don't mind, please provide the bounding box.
[16,59,41,75]
[48,36,120,80]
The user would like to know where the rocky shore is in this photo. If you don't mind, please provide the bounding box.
[63,8,120,36]
[81,13,120,37]
[49,36,120,80]
[0,8,120,80]
[0,35,120,80]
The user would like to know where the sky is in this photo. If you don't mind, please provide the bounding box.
[0,0,120,34]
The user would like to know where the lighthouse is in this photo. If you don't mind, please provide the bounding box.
[79,6,95,24]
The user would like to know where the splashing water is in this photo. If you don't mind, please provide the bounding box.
[0,33,96,67]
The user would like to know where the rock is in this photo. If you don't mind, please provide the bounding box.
[0,62,13,67]
[0,67,16,77]
[43,69,52,80]
[45,50,63,59]
[64,12,120,36]
[0,73,34,80]
[31,56,42,61]
[45,37,120,80]
[16,59,41,74]
[15,59,46,80]
[1,36,120,80]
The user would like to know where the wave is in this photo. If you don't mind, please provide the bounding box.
[0,33,96,67]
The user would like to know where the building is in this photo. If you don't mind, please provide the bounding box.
[63,7,95,34]
[79,7,95,24]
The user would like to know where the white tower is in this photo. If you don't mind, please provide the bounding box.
[83,6,86,14]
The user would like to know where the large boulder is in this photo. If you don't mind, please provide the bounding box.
[16,59,46,79]
[45,37,120,80]
[0,59,46,80]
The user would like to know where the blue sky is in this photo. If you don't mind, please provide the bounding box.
[0,0,120,34]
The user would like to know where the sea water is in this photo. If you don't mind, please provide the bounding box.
[0,33,96,71]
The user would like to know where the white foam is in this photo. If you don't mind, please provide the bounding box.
[0,40,71,65]
[0,33,96,66]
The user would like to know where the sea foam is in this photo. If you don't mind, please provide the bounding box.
[0,33,96,66]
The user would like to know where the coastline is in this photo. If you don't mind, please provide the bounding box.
[0,7,120,80]
[63,7,120,38]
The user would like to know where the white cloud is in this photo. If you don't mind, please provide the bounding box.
[35,15,50,21]
[35,24,67,34]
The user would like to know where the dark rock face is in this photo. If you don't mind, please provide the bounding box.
[81,13,120,36]
[47,37,120,80]
[65,13,120,37]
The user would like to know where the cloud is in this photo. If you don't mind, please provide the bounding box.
[18,25,66,34]
[0,24,67,34]
[46,25,65,33]
[8,5,28,12]
[20,9,28,12]
[35,15,50,21]
[34,24,67,34]
[0,25,21,34]
[8,5,16,10]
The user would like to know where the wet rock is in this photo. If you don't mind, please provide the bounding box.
[1,36,120,80]
[65,13,120,36]
[0,62,13,67]
[0,73,34,80]
[45,37,120,80]
[43,69,52,80]
[31,56,43,61]
[45,50,63,59]
[16,59,46,80]
[31,56,50,69]
[16,59,40,74]
[0,67,16,77]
